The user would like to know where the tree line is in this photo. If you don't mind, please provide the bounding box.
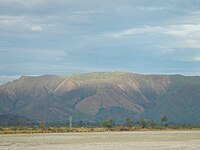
[36,115,199,131]
[100,116,168,129]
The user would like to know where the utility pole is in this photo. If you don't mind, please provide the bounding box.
[69,116,73,129]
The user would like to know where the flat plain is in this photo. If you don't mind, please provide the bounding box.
[0,130,200,150]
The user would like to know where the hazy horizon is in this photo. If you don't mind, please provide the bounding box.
[1,71,200,85]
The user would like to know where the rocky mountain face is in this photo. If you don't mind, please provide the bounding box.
[0,72,200,125]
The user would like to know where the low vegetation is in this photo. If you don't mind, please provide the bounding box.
[0,116,200,134]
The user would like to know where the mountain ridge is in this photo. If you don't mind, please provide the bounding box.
[0,72,200,125]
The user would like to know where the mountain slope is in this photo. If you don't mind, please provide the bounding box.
[0,72,200,125]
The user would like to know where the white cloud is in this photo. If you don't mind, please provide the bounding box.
[0,15,57,33]
[134,6,170,11]
[181,11,200,25]
[0,75,20,85]
[0,0,73,7]
[167,24,200,37]
[193,55,200,61]
[105,24,200,38]
[72,10,104,15]
[104,26,164,38]
[104,24,200,48]
[30,25,43,32]
[0,15,25,24]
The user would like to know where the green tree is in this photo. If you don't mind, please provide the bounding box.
[126,117,133,127]
[39,122,46,129]
[161,116,168,128]
[138,117,146,128]
[77,120,84,127]
[101,120,115,128]
[146,120,155,129]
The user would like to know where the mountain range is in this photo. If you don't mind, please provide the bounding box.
[0,72,200,125]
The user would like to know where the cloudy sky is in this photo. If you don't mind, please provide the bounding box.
[1,0,200,84]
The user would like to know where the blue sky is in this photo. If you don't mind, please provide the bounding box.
[1,0,200,84]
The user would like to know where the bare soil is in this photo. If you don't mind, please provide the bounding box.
[0,130,200,150]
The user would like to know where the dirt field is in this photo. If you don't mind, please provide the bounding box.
[0,130,200,150]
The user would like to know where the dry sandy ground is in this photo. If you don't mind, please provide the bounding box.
[0,130,200,150]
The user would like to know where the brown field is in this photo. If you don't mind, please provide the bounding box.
[0,130,200,150]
